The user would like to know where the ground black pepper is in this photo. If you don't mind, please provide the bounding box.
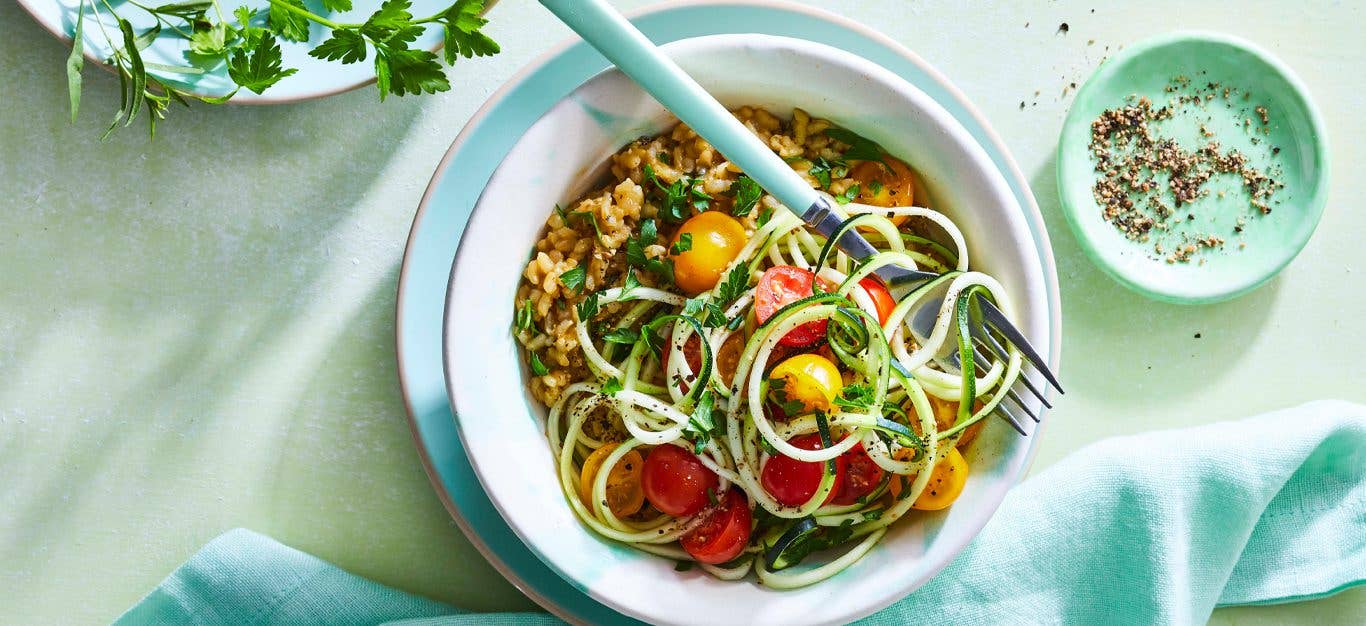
[1087,77,1285,263]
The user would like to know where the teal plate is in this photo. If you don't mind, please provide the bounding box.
[15,0,468,102]
[396,1,1061,623]
[1057,32,1329,304]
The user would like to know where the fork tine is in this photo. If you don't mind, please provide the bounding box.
[975,297,1064,394]
[967,328,1049,410]
[993,402,1029,436]
[1005,388,1042,423]
[973,335,1053,409]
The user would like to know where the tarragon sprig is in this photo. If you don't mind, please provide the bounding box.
[67,0,499,138]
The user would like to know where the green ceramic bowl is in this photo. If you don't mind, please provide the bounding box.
[1057,32,1328,304]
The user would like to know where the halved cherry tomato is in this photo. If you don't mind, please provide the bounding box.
[912,447,969,511]
[642,444,719,518]
[681,488,752,564]
[760,433,846,507]
[671,212,748,295]
[768,354,843,414]
[857,277,897,325]
[755,266,827,347]
[579,443,645,518]
[851,157,916,209]
[662,333,744,392]
[830,443,886,505]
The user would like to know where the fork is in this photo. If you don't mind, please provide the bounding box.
[539,0,1063,431]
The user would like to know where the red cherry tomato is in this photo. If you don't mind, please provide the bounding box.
[681,488,752,564]
[642,444,719,517]
[857,277,897,326]
[755,267,828,347]
[830,443,886,505]
[760,433,846,507]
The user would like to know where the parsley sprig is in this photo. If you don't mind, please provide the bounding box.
[67,0,500,137]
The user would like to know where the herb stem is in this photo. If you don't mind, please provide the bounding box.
[265,0,343,30]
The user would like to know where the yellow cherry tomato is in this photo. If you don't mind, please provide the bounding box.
[851,157,917,227]
[670,211,748,295]
[768,354,843,414]
[926,394,986,449]
[579,443,645,518]
[911,447,969,511]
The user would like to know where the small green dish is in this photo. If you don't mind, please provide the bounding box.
[1057,31,1328,304]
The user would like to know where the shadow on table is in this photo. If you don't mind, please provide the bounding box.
[1028,150,1280,407]
[0,2,441,599]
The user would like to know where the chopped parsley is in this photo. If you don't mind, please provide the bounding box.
[670,233,693,255]
[600,376,624,395]
[713,264,751,308]
[834,184,861,205]
[823,127,888,163]
[601,327,640,345]
[576,291,600,320]
[868,180,884,196]
[528,352,549,376]
[806,157,847,191]
[558,266,586,294]
[729,175,763,217]
[620,271,642,300]
[757,205,775,227]
[684,389,717,453]
[645,164,712,222]
[514,298,535,334]
[657,151,673,166]
[833,383,874,410]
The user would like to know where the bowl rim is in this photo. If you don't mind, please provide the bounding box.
[441,32,1049,626]
[395,2,1064,623]
[1055,30,1330,304]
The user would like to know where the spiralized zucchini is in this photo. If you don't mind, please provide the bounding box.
[532,191,1023,588]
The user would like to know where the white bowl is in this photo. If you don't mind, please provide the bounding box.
[444,34,1050,626]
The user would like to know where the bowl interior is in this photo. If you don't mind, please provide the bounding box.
[1057,32,1328,304]
[444,34,1050,626]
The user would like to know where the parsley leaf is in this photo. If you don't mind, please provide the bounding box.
[808,159,833,190]
[228,33,297,94]
[657,151,673,166]
[267,0,311,43]
[444,0,500,63]
[626,235,675,286]
[757,205,775,227]
[620,271,642,300]
[685,390,717,452]
[375,46,450,100]
[823,127,887,163]
[601,376,624,395]
[558,266,586,294]
[639,218,659,245]
[835,184,861,205]
[729,175,763,217]
[713,264,750,307]
[514,298,535,334]
[528,352,549,376]
[833,384,874,410]
[310,30,368,64]
[576,291,600,321]
[602,328,640,345]
[670,233,693,255]
[868,180,884,196]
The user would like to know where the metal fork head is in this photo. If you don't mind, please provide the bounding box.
[903,293,1063,396]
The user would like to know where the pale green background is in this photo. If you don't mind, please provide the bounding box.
[1,0,1361,624]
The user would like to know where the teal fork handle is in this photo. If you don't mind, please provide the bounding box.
[537,0,820,216]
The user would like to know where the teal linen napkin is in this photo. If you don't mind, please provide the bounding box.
[117,401,1365,625]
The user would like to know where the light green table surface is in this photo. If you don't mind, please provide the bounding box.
[1,1,1362,624]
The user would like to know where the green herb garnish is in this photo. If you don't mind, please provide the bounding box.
[528,352,549,376]
[670,233,693,255]
[558,266,586,294]
[729,175,763,217]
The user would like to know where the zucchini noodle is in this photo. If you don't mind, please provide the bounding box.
[516,118,1030,590]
